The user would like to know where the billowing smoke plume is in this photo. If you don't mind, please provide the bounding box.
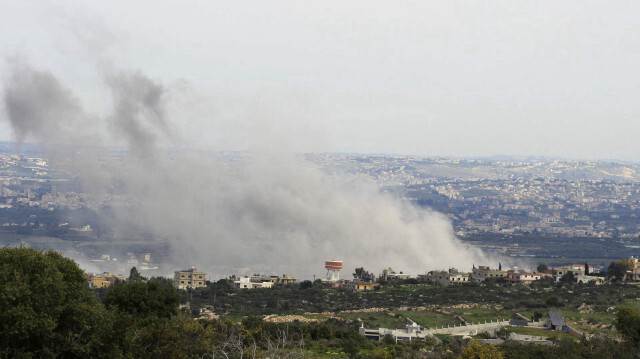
[107,70,172,158]
[2,61,493,278]
[3,63,93,145]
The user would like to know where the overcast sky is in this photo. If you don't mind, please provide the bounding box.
[1,1,639,161]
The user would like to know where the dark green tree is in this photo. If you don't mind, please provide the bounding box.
[615,307,640,348]
[560,271,576,284]
[299,280,313,290]
[608,261,632,282]
[545,295,563,307]
[533,311,544,322]
[585,262,589,276]
[104,277,179,320]
[341,337,363,358]
[382,334,395,345]
[537,263,549,273]
[0,246,113,358]
[128,266,146,281]
[495,326,511,340]
[353,267,374,282]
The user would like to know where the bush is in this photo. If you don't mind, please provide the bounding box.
[545,295,563,307]
[495,327,512,340]
[382,334,396,345]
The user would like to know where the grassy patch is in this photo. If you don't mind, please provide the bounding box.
[447,306,512,324]
[557,308,615,334]
[620,298,640,311]
[338,311,406,329]
[395,309,454,328]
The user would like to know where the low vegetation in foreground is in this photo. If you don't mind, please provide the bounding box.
[3,246,640,358]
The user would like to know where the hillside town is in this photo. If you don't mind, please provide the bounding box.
[84,256,640,294]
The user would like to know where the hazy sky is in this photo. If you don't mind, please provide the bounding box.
[1,1,639,161]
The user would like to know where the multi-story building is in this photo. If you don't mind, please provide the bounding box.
[629,257,640,282]
[381,267,411,281]
[505,272,541,285]
[552,266,605,284]
[422,268,470,286]
[278,274,298,285]
[249,274,298,285]
[471,265,508,282]
[174,268,207,289]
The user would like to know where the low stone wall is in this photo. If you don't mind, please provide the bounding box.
[426,320,510,336]
[263,315,318,323]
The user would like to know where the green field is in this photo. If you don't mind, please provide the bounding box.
[447,306,515,324]
[557,308,616,334]
[338,311,406,329]
[395,309,456,328]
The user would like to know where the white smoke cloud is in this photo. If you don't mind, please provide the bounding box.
[1,61,493,279]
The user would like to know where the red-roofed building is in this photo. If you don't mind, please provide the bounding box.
[506,272,541,285]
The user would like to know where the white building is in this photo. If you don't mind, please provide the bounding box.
[505,272,542,285]
[422,268,470,286]
[234,276,274,289]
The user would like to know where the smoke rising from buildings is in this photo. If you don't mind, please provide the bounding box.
[2,61,492,278]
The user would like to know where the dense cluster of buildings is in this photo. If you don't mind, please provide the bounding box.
[310,155,640,241]
[3,152,640,274]
[4,153,640,242]
[433,177,640,240]
[86,255,640,292]
[421,263,606,286]
[308,260,612,290]
[4,151,640,291]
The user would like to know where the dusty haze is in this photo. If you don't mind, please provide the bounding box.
[1,61,493,278]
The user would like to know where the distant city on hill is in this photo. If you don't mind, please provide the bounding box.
[2,143,639,279]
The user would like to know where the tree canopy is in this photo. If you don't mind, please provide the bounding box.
[560,271,576,284]
[128,266,146,281]
[104,277,179,320]
[0,246,112,358]
[536,263,548,273]
[608,259,634,282]
[459,340,504,359]
[353,267,375,282]
[615,307,640,348]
